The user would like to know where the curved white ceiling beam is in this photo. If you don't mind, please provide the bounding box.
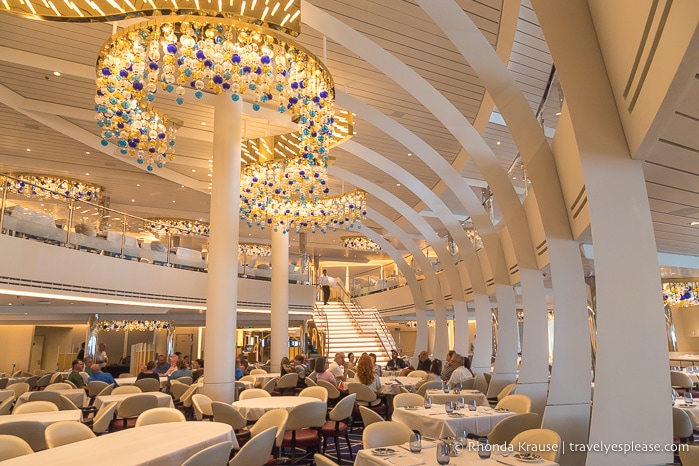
[329,165,450,357]
[302,1,538,276]
[336,91,501,293]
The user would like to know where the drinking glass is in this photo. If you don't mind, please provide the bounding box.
[445,401,454,414]
[443,384,450,394]
[672,390,676,406]
[478,438,491,459]
[436,441,451,465]
[424,396,432,409]
[685,392,694,406]
[468,400,478,411]
[457,397,465,410]
[409,432,422,453]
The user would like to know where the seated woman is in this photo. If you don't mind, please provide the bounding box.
[167,359,193,385]
[280,356,293,376]
[355,353,381,395]
[415,359,442,390]
[136,361,160,381]
[314,356,340,388]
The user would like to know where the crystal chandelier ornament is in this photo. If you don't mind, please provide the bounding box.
[144,218,211,236]
[342,235,381,251]
[238,243,272,256]
[3,174,102,202]
[97,319,173,331]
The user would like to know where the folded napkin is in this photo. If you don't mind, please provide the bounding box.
[389,457,424,466]
[420,440,437,450]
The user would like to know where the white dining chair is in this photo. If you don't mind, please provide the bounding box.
[229,426,276,466]
[182,440,234,466]
[0,434,33,460]
[239,388,272,400]
[135,407,186,427]
[362,420,413,449]
[511,428,562,462]
[45,421,96,448]
[13,400,59,414]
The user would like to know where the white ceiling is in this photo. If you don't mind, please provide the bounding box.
[0,0,698,309]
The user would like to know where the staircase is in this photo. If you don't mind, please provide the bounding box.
[312,299,396,366]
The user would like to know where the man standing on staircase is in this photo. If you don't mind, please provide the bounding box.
[319,269,331,305]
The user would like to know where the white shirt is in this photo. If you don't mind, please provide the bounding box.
[328,361,345,380]
[448,366,474,388]
[319,274,331,286]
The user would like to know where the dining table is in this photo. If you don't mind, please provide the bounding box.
[391,404,513,439]
[0,409,82,426]
[116,376,169,389]
[15,388,87,408]
[379,376,420,395]
[0,420,236,465]
[232,395,319,421]
[424,388,489,406]
[94,391,174,410]
[354,440,560,466]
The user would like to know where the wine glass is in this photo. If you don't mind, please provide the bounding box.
[468,399,478,411]
[478,438,491,459]
[685,392,694,406]
[445,401,454,414]
[424,396,432,409]
[436,441,451,465]
[409,432,422,453]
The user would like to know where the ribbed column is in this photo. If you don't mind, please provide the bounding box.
[270,228,289,373]
[202,97,243,403]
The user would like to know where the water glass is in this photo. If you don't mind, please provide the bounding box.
[424,396,432,409]
[443,384,450,394]
[468,400,478,411]
[672,390,676,406]
[445,401,454,414]
[478,438,491,459]
[686,392,694,406]
[409,432,422,453]
[436,441,451,465]
[457,397,465,410]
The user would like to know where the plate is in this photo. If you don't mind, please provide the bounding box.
[514,453,542,463]
[494,408,510,413]
[371,448,397,456]
[447,412,464,418]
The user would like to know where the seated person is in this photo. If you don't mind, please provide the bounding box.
[280,356,293,375]
[447,353,474,388]
[136,361,160,381]
[415,359,442,390]
[67,359,87,389]
[328,352,348,382]
[167,359,193,384]
[88,364,118,386]
[293,354,307,387]
[83,357,94,376]
[192,359,204,382]
[355,354,381,396]
[386,349,406,371]
[416,350,432,372]
[314,356,340,389]
[154,354,171,375]
[441,350,456,383]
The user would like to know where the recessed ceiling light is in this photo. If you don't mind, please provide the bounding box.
[85,151,90,155]
[496,141,501,145]
[396,183,401,187]
[136,184,140,187]
[172,200,176,203]
[53,71,61,76]
[191,169,196,173]
[201,122,207,126]
[131,199,135,202]
[26,148,31,152]
[407,153,412,157]
[85,173,89,176]
[690,221,699,226]
[555,112,561,116]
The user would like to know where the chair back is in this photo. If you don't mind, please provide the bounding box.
[170,380,190,400]
[0,378,8,389]
[495,394,531,414]
[313,453,340,466]
[181,384,199,408]
[45,421,95,448]
[211,401,247,430]
[175,376,193,385]
[13,401,58,415]
[239,388,272,400]
[27,390,63,408]
[191,393,214,421]
[408,370,426,378]
[117,393,159,419]
[671,371,695,390]
[0,434,33,460]
[239,375,256,383]
[362,421,413,448]
[0,396,14,415]
[8,383,30,400]
[118,373,135,378]
[0,421,47,451]
[285,400,327,430]
[58,395,80,411]
[112,385,142,395]
[329,393,356,422]
[276,373,299,389]
[262,378,277,393]
[45,383,72,391]
[511,428,562,462]
[250,368,268,375]
[134,378,161,393]
[299,386,328,403]
[304,377,317,387]
[135,407,186,427]
[497,383,516,401]
[49,373,63,384]
[487,412,540,445]
[317,380,341,399]
[673,406,694,440]
[393,392,424,409]
[250,408,289,447]
[182,441,233,466]
[228,426,276,466]
[92,401,118,434]
[97,384,115,397]
[34,374,52,390]
[348,382,377,404]
[24,376,39,390]
[87,380,109,398]
[679,444,699,465]
[358,405,384,427]
[416,379,443,397]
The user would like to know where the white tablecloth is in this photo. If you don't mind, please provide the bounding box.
[15,389,87,408]
[424,389,488,406]
[1,421,236,465]
[94,391,174,410]
[232,395,318,421]
[117,376,169,389]
[379,376,419,395]
[0,410,81,426]
[391,405,513,439]
[355,441,559,466]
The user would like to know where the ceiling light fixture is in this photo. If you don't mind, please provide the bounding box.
[3,173,102,202]
[342,235,381,251]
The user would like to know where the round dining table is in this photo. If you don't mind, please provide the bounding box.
[232,395,319,421]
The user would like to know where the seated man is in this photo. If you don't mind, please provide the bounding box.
[328,352,348,383]
[416,350,432,372]
[386,349,406,371]
[88,364,118,386]
[153,354,171,376]
[67,358,87,389]
[447,353,474,388]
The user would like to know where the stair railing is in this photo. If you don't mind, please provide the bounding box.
[312,304,331,357]
[372,311,395,359]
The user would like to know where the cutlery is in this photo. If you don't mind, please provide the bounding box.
[496,460,514,466]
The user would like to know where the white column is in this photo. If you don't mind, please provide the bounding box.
[487,284,518,398]
[270,228,289,373]
[202,97,243,403]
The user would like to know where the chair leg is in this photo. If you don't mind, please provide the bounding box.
[345,431,353,460]
[334,433,341,462]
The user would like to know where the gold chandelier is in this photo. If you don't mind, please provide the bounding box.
[3,173,102,202]
[97,319,173,331]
